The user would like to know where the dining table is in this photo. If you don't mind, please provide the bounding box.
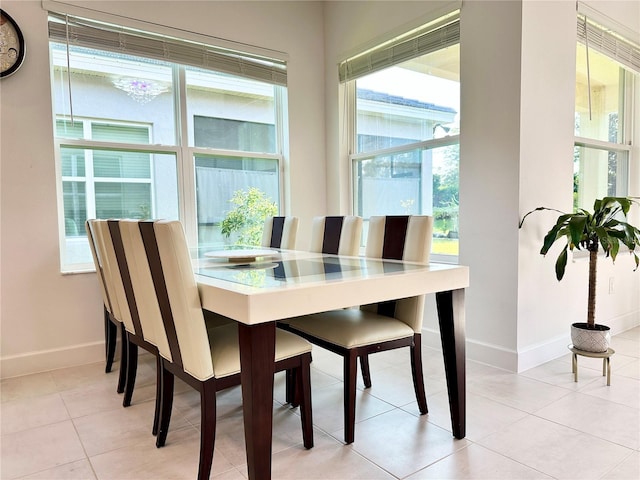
[195,247,469,480]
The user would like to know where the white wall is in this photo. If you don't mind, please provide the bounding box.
[1,0,638,378]
[0,0,326,378]
[517,0,586,370]
[517,0,640,371]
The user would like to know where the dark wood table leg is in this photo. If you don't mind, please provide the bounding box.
[238,322,276,480]
[435,288,466,439]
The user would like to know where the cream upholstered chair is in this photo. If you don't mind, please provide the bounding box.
[282,215,433,444]
[282,215,363,404]
[104,219,170,436]
[308,215,363,256]
[136,220,313,480]
[86,220,127,390]
[261,216,298,249]
[89,220,162,436]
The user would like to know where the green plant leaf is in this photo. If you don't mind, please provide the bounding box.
[555,245,568,281]
[519,206,566,229]
[568,215,587,248]
[540,214,572,254]
[595,226,610,252]
[609,237,620,261]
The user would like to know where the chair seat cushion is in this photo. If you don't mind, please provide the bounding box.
[209,324,312,378]
[284,309,414,349]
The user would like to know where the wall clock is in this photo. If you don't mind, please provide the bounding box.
[0,9,25,78]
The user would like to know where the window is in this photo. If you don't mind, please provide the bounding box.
[48,12,288,270]
[343,12,460,258]
[574,14,639,211]
[58,120,155,231]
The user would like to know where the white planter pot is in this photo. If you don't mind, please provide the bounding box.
[571,322,611,353]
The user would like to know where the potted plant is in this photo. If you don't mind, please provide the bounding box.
[520,197,640,352]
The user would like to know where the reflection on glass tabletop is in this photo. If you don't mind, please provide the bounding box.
[203,248,279,263]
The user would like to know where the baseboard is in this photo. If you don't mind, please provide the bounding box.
[422,327,519,372]
[516,333,571,373]
[4,313,635,380]
[423,310,639,374]
[609,311,640,336]
[0,341,108,379]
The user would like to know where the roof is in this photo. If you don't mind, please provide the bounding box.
[357,88,457,114]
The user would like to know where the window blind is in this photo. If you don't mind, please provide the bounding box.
[48,13,287,86]
[577,14,640,75]
[338,11,460,83]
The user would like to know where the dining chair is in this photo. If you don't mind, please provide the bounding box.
[281,215,433,444]
[103,219,167,435]
[308,215,363,256]
[136,220,314,480]
[85,220,127,391]
[261,216,298,249]
[283,215,363,404]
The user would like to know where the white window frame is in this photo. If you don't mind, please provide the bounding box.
[574,12,638,211]
[342,11,461,263]
[47,8,289,272]
[57,117,154,221]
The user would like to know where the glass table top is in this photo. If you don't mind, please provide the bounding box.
[195,254,421,289]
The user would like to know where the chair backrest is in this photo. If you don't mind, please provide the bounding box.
[363,215,433,332]
[85,220,113,316]
[90,220,128,330]
[261,216,298,249]
[309,216,363,256]
[117,220,170,354]
[139,220,214,380]
[95,220,139,336]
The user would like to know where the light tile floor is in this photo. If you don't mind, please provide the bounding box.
[1,327,638,479]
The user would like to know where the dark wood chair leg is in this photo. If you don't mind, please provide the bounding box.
[410,335,428,414]
[198,380,217,480]
[156,361,174,448]
[105,308,117,373]
[360,354,372,388]
[343,351,358,444]
[297,354,314,449]
[152,354,162,436]
[285,368,297,406]
[117,323,128,394]
[123,337,138,407]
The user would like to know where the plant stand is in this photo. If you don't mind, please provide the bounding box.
[568,345,615,386]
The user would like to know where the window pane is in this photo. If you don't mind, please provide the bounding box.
[60,146,86,177]
[433,144,459,256]
[63,181,86,236]
[56,119,84,139]
[194,116,275,152]
[95,182,151,218]
[574,145,628,210]
[356,45,459,154]
[195,155,279,246]
[354,144,459,256]
[187,68,277,153]
[352,42,459,256]
[92,123,151,144]
[50,44,175,145]
[94,150,151,179]
[59,148,179,265]
[575,44,625,143]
